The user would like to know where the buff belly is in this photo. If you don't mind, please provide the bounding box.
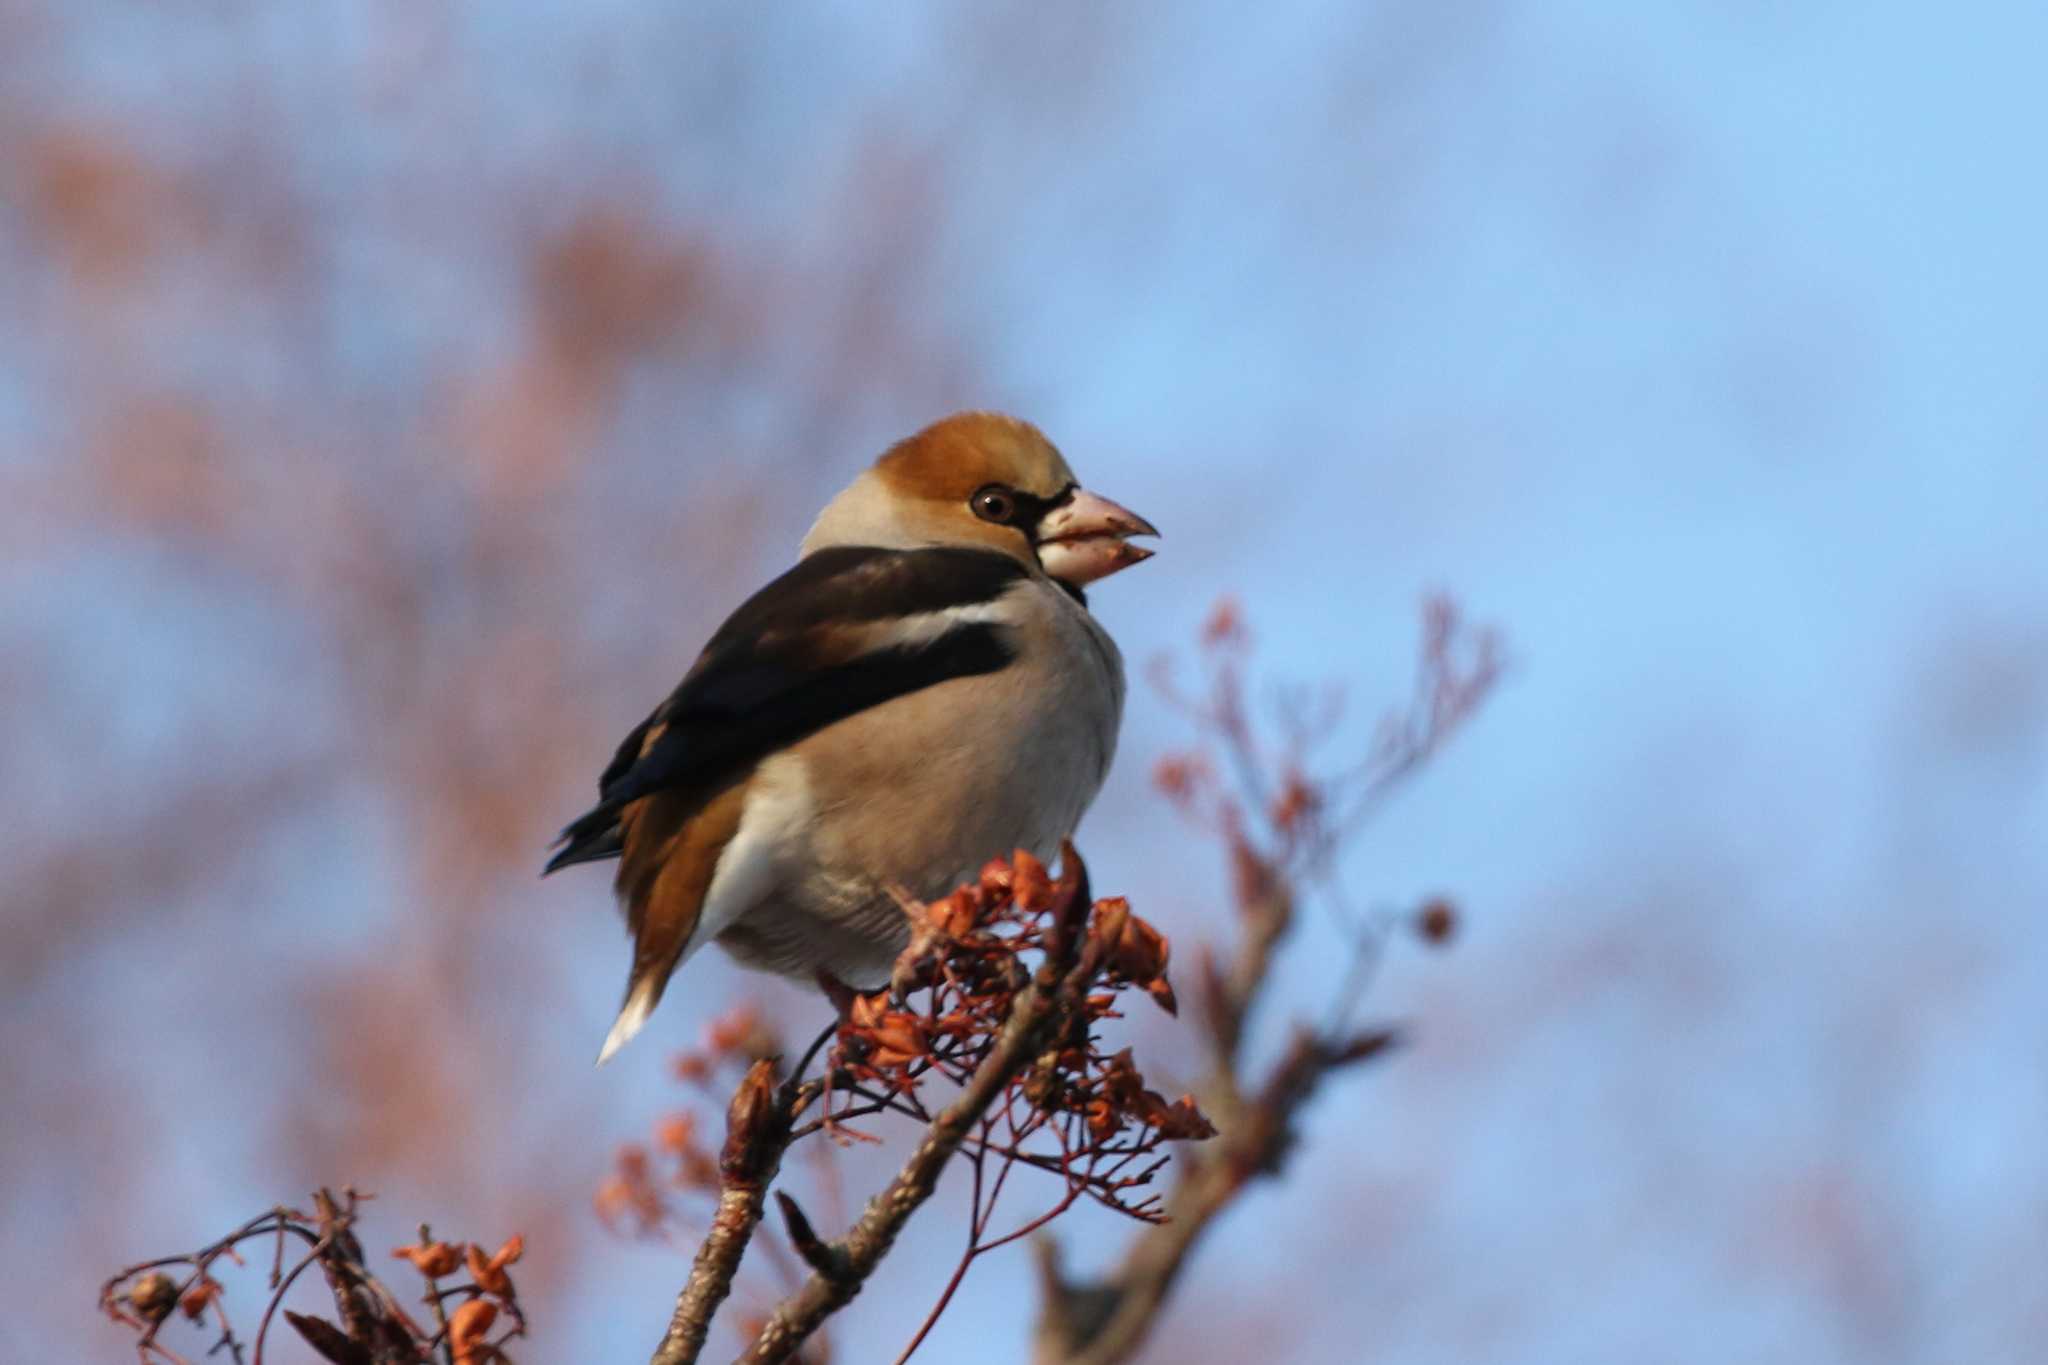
[711,592,1121,986]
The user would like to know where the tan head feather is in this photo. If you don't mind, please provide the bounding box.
[804,411,1080,559]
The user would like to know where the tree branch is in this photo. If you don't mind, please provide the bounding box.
[732,853,1096,1365]
[648,1059,806,1365]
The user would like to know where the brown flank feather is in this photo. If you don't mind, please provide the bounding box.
[615,778,750,1008]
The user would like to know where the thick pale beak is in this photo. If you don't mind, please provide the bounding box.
[1035,488,1160,587]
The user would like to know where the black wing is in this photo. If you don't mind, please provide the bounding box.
[542,545,1026,874]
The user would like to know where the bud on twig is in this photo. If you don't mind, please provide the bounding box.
[774,1191,844,1278]
[1042,840,1092,972]
[1415,897,1458,946]
[284,1309,370,1364]
[720,1057,781,1180]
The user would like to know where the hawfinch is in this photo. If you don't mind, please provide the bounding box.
[545,413,1158,1062]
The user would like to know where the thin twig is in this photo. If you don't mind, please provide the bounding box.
[890,1145,987,1365]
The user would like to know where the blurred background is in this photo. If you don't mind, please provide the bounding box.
[6,3,2047,1361]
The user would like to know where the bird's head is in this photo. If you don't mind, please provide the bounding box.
[804,412,1159,590]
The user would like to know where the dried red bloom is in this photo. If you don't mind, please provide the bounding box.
[838,989,937,1079]
[592,1177,634,1228]
[178,1276,222,1322]
[1201,596,1246,649]
[392,1240,463,1278]
[1084,1094,1118,1140]
[847,991,884,1031]
[930,887,981,939]
[1069,1047,1216,1146]
[655,1112,698,1156]
[465,1241,510,1296]
[869,1011,929,1064]
[1089,899,1176,1014]
[976,856,1015,901]
[1091,897,1129,949]
[455,1234,524,1298]
[1097,1048,1145,1101]
[1011,848,1053,912]
[448,1297,498,1363]
[705,1004,754,1052]
[1154,1094,1217,1141]
[1098,901,1166,980]
[705,1002,780,1059]
[595,1144,664,1231]
[1152,754,1196,800]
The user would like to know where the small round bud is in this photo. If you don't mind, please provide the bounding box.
[129,1271,179,1324]
[1415,898,1457,946]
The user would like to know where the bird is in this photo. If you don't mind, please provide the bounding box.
[544,412,1158,1063]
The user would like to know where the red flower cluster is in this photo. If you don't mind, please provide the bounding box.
[824,850,1212,1221]
[594,849,1213,1363]
[389,1233,526,1364]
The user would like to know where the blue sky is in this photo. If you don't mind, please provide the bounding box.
[7,3,2047,1362]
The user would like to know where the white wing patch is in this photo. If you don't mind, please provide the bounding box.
[854,596,1019,653]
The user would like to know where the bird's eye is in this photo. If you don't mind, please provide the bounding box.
[971,485,1019,525]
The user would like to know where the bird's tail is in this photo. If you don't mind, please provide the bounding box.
[596,972,663,1066]
[544,804,625,876]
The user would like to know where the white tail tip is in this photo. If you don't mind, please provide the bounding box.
[596,977,660,1066]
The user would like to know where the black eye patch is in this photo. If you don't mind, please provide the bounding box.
[1012,483,1076,542]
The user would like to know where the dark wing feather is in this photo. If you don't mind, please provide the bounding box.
[543,546,1025,874]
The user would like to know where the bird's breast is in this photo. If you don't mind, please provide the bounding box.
[788,580,1124,900]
